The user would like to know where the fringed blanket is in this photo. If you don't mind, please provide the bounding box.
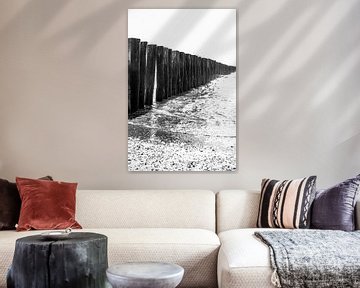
[255,230,360,288]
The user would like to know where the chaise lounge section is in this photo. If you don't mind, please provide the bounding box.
[216,189,360,288]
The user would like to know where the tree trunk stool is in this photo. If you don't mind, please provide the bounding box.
[7,232,108,288]
[106,262,184,288]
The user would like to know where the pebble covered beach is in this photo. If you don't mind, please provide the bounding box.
[128,72,236,171]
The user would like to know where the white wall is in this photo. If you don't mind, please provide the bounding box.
[0,0,359,190]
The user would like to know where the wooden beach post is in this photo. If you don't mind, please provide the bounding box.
[202,57,204,85]
[202,58,206,85]
[179,52,185,94]
[203,58,207,84]
[163,47,169,99]
[184,54,190,92]
[171,51,179,95]
[176,51,181,95]
[189,54,193,90]
[145,44,157,106]
[128,38,140,114]
[139,41,147,110]
[168,48,172,98]
[212,60,215,79]
[190,54,195,89]
[206,58,210,83]
[189,55,193,89]
[195,56,200,87]
[183,53,188,92]
[156,46,165,102]
[198,56,202,86]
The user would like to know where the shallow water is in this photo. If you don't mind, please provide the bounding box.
[128,72,236,171]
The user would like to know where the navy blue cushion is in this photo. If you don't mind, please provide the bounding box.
[311,174,360,231]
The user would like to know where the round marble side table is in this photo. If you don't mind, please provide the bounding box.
[106,262,184,288]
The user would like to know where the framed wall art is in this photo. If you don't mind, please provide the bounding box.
[128,9,236,171]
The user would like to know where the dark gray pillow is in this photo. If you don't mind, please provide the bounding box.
[311,174,360,231]
[0,176,53,230]
[0,179,20,230]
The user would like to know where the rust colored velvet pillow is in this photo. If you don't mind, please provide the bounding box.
[16,177,82,231]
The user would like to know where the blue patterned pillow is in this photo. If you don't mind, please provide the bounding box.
[311,174,360,231]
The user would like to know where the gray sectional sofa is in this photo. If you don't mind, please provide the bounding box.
[0,189,359,288]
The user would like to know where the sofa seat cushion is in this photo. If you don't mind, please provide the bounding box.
[0,228,219,288]
[101,228,220,288]
[218,228,281,288]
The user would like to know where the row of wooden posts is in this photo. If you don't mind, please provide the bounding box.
[128,38,236,115]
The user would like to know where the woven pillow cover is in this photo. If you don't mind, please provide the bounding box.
[257,176,316,229]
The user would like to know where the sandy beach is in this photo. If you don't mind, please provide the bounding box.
[128,72,236,171]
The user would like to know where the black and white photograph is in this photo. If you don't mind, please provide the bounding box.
[128,9,236,171]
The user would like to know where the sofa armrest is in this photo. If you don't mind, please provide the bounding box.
[356,200,360,230]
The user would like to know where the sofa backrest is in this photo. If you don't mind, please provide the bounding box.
[76,190,216,231]
[216,190,260,233]
[217,190,360,233]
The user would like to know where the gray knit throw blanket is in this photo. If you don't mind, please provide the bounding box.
[255,230,360,288]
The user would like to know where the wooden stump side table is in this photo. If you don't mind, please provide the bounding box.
[7,232,108,288]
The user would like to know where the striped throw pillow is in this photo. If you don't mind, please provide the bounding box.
[257,176,317,229]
